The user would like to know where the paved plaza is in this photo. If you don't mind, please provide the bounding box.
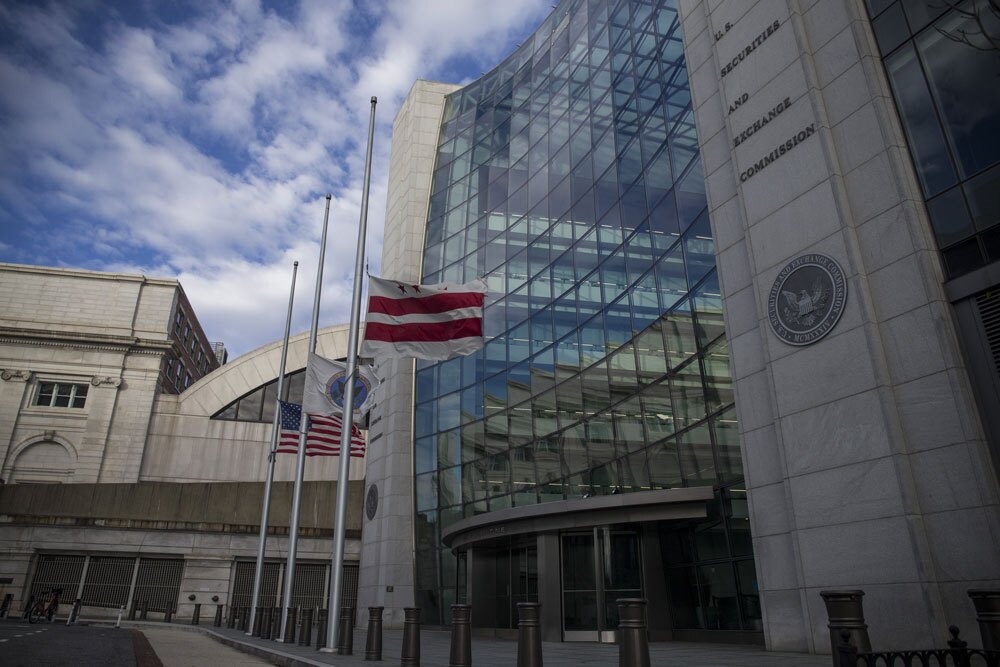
[108,620,831,667]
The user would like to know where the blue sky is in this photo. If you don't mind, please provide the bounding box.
[0,0,550,357]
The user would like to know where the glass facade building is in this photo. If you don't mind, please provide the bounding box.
[409,0,758,638]
[867,0,1000,278]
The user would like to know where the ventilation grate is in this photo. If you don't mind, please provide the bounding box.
[976,290,1000,376]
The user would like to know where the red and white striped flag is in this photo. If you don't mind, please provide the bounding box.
[360,276,487,361]
[276,401,365,458]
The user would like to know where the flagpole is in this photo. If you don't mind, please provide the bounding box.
[280,195,332,641]
[246,260,299,635]
[323,95,377,653]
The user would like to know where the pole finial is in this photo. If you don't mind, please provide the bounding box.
[326,193,332,201]
[293,260,299,267]
[371,96,377,104]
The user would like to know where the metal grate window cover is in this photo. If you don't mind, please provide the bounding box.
[291,563,327,609]
[342,561,359,611]
[231,561,282,609]
[30,554,85,600]
[976,290,1000,376]
[81,557,133,608]
[132,558,184,612]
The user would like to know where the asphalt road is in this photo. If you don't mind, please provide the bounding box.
[0,619,140,666]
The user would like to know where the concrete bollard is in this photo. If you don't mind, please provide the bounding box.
[299,608,313,646]
[969,590,1000,652]
[316,609,328,649]
[284,606,298,643]
[191,603,201,626]
[337,606,355,655]
[517,602,543,667]
[820,591,871,657]
[214,603,223,627]
[617,599,650,667]
[140,600,149,620]
[365,606,383,661]
[67,599,82,625]
[449,604,472,667]
[401,607,421,667]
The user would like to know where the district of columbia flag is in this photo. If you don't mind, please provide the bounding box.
[276,401,365,457]
[360,276,487,361]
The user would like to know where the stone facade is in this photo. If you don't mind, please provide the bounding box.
[677,0,1000,653]
[357,79,460,628]
[0,262,367,620]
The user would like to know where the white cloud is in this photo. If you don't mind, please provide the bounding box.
[0,0,550,357]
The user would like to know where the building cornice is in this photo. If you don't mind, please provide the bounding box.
[0,327,173,355]
[0,262,178,287]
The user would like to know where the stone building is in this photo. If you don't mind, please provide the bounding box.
[0,263,364,621]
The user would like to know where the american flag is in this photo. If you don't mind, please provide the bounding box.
[277,401,365,457]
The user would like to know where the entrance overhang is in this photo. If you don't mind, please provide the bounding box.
[441,486,714,550]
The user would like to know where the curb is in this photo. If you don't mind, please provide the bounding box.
[90,621,338,667]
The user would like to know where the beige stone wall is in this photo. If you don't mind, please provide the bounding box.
[141,324,366,483]
[358,79,460,627]
[0,263,177,484]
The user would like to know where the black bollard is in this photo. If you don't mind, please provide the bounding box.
[191,603,201,626]
[337,606,355,655]
[285,606,298,643]
[617,599,650,667]
[128,599,137,621]
[968,590,1000,652]
[365,606,383,661]
[22,595,35,621]
[242,607,251,632]
[517,602,543,667]
[449,604,472,667]
[0,593,12,618]
[140,600,149,620]
[252,607,264,636]
[270,607,281,640]
[820,591,871,657]
[262,606,273,639]
[835,630,859,667]
[164,604,174,623]
[299,608,313,646]
[401,607,421,667]
[316,609,328,649]
[214,603,223,627]
[227,605,236,629]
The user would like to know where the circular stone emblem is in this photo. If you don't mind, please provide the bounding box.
[365,484,378,521]
[767,254,847,346]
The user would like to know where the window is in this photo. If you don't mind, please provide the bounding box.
[190,336,198,354]
[183,373,191,389]
[182,324,191,342]
[175,361,184,387]
[35,382,88,408]
[174,310,184,334]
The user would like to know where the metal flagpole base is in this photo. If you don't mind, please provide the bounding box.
[318,648,337,653]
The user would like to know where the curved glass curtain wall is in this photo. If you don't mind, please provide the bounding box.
[413,0,745,625]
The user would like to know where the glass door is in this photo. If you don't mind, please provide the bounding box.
[561,528,641,642]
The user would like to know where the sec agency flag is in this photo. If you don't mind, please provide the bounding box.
[302,353,381,417]
[360,276,487,361]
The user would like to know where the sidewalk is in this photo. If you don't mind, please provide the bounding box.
[106,620,832,667]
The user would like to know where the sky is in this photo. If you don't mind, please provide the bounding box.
[0,0,551,358]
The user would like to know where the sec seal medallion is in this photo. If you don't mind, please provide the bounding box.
[365,484,378,521]
[767,254,847,346]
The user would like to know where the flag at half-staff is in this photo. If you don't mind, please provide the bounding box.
[302,352,381,417]
[360,276,487,360]
[276,401,365,457]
